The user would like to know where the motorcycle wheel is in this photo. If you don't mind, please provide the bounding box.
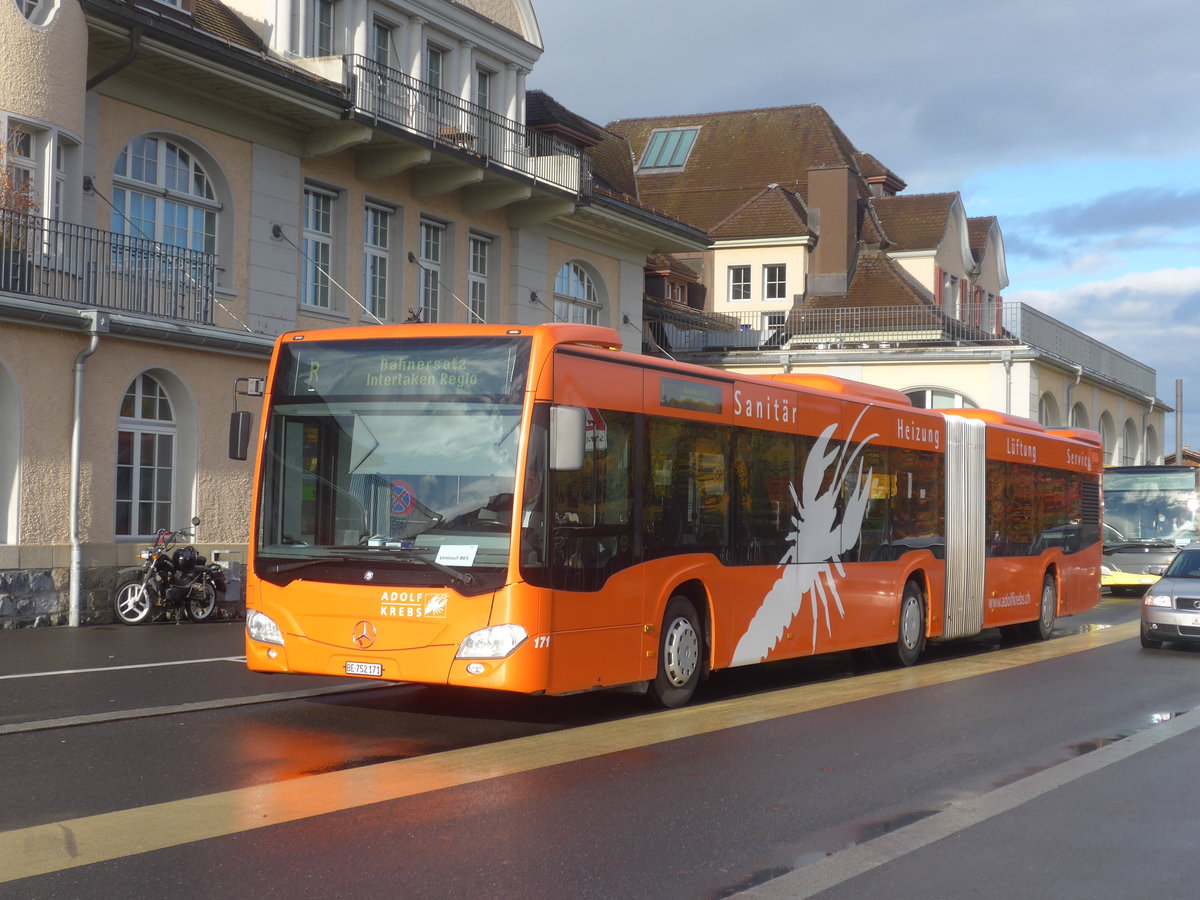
[114,579,154,625]
[186,581,217,622]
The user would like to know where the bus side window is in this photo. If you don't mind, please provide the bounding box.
[732,429,795,565]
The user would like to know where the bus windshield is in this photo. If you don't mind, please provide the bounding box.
[255,336,532,591]
[1103,466,1200,548]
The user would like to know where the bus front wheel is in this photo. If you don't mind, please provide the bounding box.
[648,596,701,709]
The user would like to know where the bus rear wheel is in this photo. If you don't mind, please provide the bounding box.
[886,580,925,667]
[1021,574,1057,641]
[648,596,702,709]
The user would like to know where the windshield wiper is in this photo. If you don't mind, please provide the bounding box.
[328,545,475,587]
[264,555,362,576]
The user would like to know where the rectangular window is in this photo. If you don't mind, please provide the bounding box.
[764,264,787,300]
[729,265,750,301]
[302,187,334,309]
[372,22,392,67]
[363,204,391,320]
[639,127,700,170]
[468,234,489,323]
[942,271,961,317]
[418,219,442,322]
[475,69,492,110]
[312,0,334,55]
[424,44,443,90]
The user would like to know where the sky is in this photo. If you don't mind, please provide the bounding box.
[526,0,1200,454]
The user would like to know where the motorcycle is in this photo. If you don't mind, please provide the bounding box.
[113,517,228,625]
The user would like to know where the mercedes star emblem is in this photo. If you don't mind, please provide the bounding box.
[353,620,377,649]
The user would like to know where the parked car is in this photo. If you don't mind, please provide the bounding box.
[1140,542,1200,649]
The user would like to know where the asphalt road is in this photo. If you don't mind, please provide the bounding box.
[2,594,1199,898]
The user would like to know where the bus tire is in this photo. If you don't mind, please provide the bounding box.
[1022,573,1057,641]
[888,579,925,667]
[648,596,702,709]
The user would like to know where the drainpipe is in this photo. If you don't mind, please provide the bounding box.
[86,26,143,92]
[69,310,110,627]
[1142,395,1156,464]
[1065,364,1082,427]
[1000,350,1013,414]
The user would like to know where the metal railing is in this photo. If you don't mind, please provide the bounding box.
[0,208,216,323]
[346,55,591,197]
[647,300,1156,395]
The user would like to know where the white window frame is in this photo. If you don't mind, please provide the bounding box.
[418,219,443,322]
[302,186,335,309]
[468,233,490,323]
[475,68,492,111]
[312,0,334,55]
[116,373,176,539]
[424,43,444,90]
[363,203,392,320]
[554,261,600,324]
[112,135,218,253]
[728,265,751,301]
[764,264,787,301]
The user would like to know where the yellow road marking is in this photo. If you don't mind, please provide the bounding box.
[0,621,1137,883]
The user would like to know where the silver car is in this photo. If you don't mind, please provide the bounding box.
[1141,542,1200,649]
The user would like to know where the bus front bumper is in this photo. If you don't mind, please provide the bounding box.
[246,629,550,694]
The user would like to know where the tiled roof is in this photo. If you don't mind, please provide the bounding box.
[606,105,869,232]
[587,129,640,198]
[967,216,996,264]
[871,193,958,252]
[195,0,267,52]
[801,251,934,310]
[709,184,810,240]
[526,91,607,146]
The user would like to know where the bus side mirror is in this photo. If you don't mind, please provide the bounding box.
[229,410,253,460]
[549,405,585,471]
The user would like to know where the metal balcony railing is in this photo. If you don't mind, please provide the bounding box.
[345,55,592,197]
[0,208,216,324]
[647,300,1156,396]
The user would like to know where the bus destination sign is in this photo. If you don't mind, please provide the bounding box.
[279,337,530,401]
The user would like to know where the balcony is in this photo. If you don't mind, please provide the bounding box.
[647,301,1156,396]
[344,55,592,197]
[0,208,216,324]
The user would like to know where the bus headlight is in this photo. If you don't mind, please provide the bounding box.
[247,609,284,645]
[1143,593,1174,608]
[457,624,528,659]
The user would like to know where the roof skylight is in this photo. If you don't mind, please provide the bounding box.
[639,127,699,170]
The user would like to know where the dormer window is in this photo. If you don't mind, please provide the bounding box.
[638,127,699,171]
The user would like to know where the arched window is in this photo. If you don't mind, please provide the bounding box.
[1098,412,1116,466]
[903,388,978,410]
[1070,402,1089,430]
[116,373,176,537]
[1038,392,1061,428]
[111,136,218,254]
[554,261,601,324]
[1145,426,1161,464]
[1121,418,1139,466]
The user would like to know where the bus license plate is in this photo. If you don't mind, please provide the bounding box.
[345,661,383,677]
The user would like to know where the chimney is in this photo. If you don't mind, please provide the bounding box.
[807,166,857,296]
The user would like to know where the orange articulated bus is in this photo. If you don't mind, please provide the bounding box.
[241,323,1103,707]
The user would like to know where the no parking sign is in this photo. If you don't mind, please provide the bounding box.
[390,480,417,515]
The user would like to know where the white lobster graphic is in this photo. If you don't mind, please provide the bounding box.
[732,408,878,665]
